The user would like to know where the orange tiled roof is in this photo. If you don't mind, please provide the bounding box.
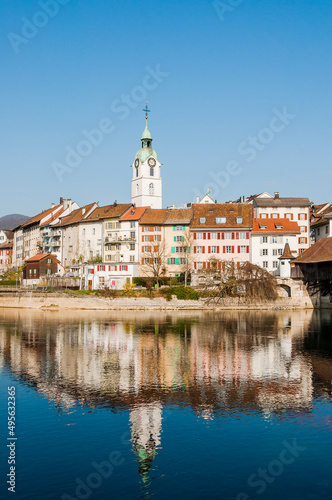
[254,197,310,207]
[190,203,253,229]
[139,209,169,225]
[39,206,65,227]
[25,253,59,263]
[293,238,332,264]
[251,218,301,234]
[120,206,148,221]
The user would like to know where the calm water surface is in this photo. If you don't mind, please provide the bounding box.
[0,309,331,500]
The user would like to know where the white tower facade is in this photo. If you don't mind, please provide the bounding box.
[131,114,162,209]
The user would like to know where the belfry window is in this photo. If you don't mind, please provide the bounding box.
[150,167,154,176]
[149,183,154,195]
[136,168,138,177]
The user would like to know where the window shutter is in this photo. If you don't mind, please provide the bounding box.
[305,237,307,244]
[167,258,170,264]
[142,246,144,252]
[126,266,128,271]
[149,235,153,242]
[218,232,221,239]
[298,237,300,244]
[115,265,117,271]
[208,233,211,240]
[194,262,197,269]
[231,232,235,240]
[108,266,111,271]
[232,246,234,253]
[203,262,206,269]
[246,232,249,239]
[291,214,293,220]
[97,265,100,271]
[154,246,158,252]
[174,236,176,242]
[159,235,161,241]
[223,246,226,253]
[173,226,176,231]
[194,246,196,254]
[247,246,249,253]
[238,246,240,253]
[142,236,144,242]
[176,258,180,265]
[217,246,220,253]
[305,213,308,220]
[202,247,205,254]
[171,247,175,253]
[203,233,206,240]
[194,232,197,239]
[208,246,211,253]
[149,258,153,264]
[236,232,239,239]
[222,232,225,240]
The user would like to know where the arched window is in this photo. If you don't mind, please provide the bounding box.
[150,167,154,176]
[136,184,139,195]
[149,183,154,195]
[136,167,138,177]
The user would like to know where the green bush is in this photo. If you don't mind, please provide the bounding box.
[160,286,199,301]
[0,280,17,286]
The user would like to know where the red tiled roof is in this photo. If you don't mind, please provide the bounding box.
[254,197,310,207]
[54,203,97,227]
[25,253,59,263]
[293,238,332,264]
[120,206,148,221]
[190,203,253,229]
[251,218,301,234]
[39,206,65,227]
[279,242,296,260]
[139,209,169,225]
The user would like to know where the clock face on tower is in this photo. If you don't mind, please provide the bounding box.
[134,158,140,168]
[148,157,156,167]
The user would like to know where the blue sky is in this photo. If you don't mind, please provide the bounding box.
[1,0,331,217]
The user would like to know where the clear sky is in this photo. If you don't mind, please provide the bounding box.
[1,0,331,217]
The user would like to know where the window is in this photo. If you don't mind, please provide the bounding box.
[216,217,226,224]
[240,245,247,253]
[149,183,154,195]
[176,236,183,242]
[46,269,52,275]
[226,246,232,253]
[136,168,138,177]
[273,261,278,269]
[224,232,231,240]
[262,236,268,243]
[136,184,139,194]
[107,223,112,229]
[130,231,135,239]
[262,261,268,268]
[273,249,278,256]
[83,229,85,235]
[150,167,154,176]
[236,217,243,224]
[262,249,268,255]
[97,239,101,245]
[210,246,217,253]
[300,226,306,233]
[99,277,105,284]
[93,228,95,235]
[46,258,52,263]
[326,226,329,234]
[154,226,160,232]
[144,258,149,264]
[154,258,159,264]
[144,235,149,242]
[272,213,279,219]
[271,236,277,243]
[300,248,305,254]
[285,213,292,220]
[175,247,183,253]
[195,232,203,239]
[200,217,206,224]
[170,258,176,264]
[130,244,135,250]
[210,233,218,240]
[239,232,246,239]
[116,222,120,228]
[260,214,268,218]
[33,269,37,275]
[130,221,135,228]
[154,234,159,241]
[28,269,32,275]
[299,213,306,220]
[116,244,120,250]
[144,246,150,252]
[175,225,183,231]
[278,249,283,255]
[196,246,203,253]
[120,265,127,271]
[100,265,105,271]
[130,255,135,262]
[197,262,203,270]
[273,207,277,210]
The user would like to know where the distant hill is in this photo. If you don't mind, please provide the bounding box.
[0,214,29,230]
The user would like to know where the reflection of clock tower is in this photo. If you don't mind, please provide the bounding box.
[131,103,162,209]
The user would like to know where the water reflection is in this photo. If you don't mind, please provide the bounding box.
[0,308,331,487]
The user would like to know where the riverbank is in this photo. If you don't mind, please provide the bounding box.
[0,291,316,310]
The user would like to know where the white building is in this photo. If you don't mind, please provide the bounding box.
[83,262,138,290]
[310,203,332,242]
[252,192,310,254]
[250,218,300,274]
[131,116,162,209]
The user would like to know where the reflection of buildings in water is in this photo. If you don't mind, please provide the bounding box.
[0,310,321,419]
[129,403,162,481]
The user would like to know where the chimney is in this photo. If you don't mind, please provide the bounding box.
[82,207,86,215]
[68,198,72,211]
[60,197,63,204]
[51,203,55,208]
[196,196,199,203]
[63,199,68,210]
[274,192,280,199]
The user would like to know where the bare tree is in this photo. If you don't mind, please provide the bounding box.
[141,241,167,290]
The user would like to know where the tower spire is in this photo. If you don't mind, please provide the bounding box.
[143,100,151,120]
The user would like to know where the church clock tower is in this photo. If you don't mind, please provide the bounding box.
[131,103,162,209]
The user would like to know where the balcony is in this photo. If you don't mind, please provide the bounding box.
[104,237,136,244]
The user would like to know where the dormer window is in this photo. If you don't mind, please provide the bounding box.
[200,217,206,224]
[216,217,226,224]
[236,217,243,224]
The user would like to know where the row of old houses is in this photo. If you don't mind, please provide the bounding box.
[3,190,326,288]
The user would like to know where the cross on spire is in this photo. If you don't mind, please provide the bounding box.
[143,100,151,120]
